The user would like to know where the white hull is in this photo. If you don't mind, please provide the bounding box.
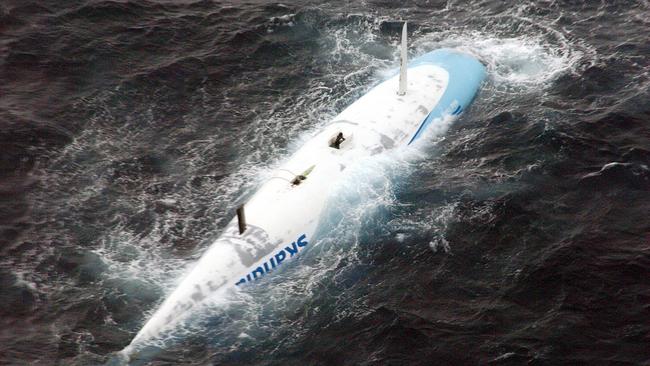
[124,48,486,353]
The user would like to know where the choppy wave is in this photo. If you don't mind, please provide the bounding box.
[1,0,649,364]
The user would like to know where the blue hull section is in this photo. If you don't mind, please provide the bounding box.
[408,49,486,144]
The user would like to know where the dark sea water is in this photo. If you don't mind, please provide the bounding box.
[2,0,650,364]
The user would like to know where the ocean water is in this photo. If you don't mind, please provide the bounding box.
[1,0,649,364]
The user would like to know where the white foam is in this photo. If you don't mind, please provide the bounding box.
[415,33,584,90]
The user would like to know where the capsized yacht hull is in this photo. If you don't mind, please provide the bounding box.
[124,48,486,353]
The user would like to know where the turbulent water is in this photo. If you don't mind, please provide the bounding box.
[1,0,649,364]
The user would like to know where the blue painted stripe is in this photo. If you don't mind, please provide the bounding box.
[409,108,438,145]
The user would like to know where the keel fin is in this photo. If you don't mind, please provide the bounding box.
[398,21,408,96]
